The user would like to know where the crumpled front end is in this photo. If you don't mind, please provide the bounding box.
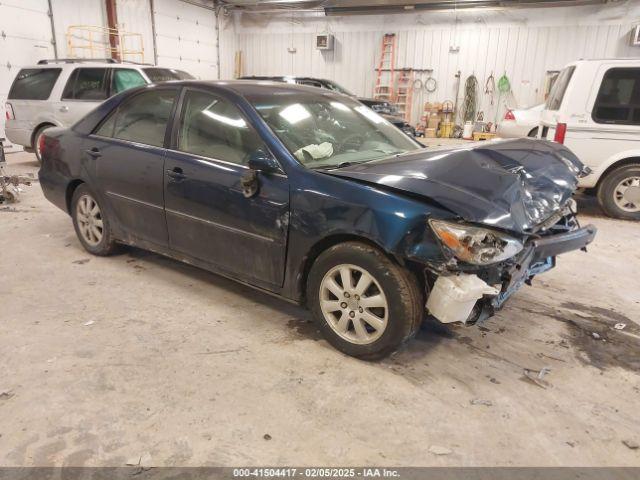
[425,203,596,325]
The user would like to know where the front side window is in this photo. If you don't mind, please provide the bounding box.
[177,90,266,165]
[546,66,575,111]
[593,68,640,125]
[248,92,419,169]
[8,68,62,100]
[62,68,109,100]
[95,89,177,147]
[111,69,147,94]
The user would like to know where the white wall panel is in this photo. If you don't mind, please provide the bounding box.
[236,4,640,125]
[0,0,54,143]
[51,0,106,59]
[152,0,217,79]
[116,0,154,64]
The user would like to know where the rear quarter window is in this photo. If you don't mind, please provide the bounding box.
[8,68,62,100]
[592,67,640,125]
[546,66,575,111]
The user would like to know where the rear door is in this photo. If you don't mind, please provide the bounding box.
[163,88,290,288]
[55,68,111,126]
[86,87,179,248]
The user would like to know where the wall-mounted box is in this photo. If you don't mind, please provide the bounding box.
[316,34,334,50]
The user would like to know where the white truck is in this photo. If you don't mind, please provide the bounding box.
[539,58,640,220]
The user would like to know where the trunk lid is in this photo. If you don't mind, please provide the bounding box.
[327,138,584,234]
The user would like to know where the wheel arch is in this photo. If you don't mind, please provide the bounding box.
[595,156,640,190]
[30,122,57,148]
[297,233,425,306]
[65,179,85,214]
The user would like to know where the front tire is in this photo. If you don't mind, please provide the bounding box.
[597,164,640,220]
[307,242,423,360]
[71,184,118,255]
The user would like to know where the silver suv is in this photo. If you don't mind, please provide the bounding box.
[4,59,193,161]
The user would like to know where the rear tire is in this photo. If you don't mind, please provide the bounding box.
[307,242,423,360]
[597,164,640,220]
[71,184,118,255]
[33,124,53,163]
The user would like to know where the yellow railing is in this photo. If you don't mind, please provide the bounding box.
[66,25,144,63]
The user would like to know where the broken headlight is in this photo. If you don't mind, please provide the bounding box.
[429,219,523,265]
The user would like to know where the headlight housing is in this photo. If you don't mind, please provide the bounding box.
[429,219,523,265]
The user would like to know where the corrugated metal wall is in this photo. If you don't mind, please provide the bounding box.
[237,19,640,125]
[0,0,56,142]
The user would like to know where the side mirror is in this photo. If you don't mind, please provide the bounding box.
[247,149,281,173]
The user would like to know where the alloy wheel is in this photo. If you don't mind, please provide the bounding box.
[76,194,104,246]
[319,264,388,345]
[613,176,640,213]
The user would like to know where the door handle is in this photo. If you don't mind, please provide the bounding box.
[59,106,69,112]
[85,147,101,158]
[166,167,186,181]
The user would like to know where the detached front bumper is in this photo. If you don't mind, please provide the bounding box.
[426,224,597,324]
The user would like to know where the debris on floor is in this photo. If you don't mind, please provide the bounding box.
[72,258,91,265]
[83,320,95,326]
[263,434,272,441]
[428,445,453,456]
[522,366,552,389]
[126,452,152,470]
[592,332,601,340]
[622,439,639,450]
[614,323,627,331]
[0,389,14,400]
[470,398,493,406]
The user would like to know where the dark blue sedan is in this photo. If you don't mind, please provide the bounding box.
[39,81,596,359]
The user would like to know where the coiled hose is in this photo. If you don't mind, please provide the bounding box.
[462,75,478,123]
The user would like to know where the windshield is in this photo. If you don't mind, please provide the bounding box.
[143,68,194,82]
[546,66,575,111]
[249,93,420,169]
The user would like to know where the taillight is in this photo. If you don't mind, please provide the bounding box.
[554,122,567,144]
[5,102,15,120]
[504,110,515,121]
[38,132,47,156]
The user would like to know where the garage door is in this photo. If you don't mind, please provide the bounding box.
[0,0,55,146]
[152,0,218,80]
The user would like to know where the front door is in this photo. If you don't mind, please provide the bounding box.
[163,88,290,288]
[86,87,179,248]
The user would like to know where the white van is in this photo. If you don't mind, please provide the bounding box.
[4,59,193,161]
[539,58,640,220]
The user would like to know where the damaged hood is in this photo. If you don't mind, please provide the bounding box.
[328,138,585,234]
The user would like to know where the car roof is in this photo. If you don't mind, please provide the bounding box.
[241,75,332,83]
[567,58,640,66]
[162,79,350,97]
[21,62,157,70]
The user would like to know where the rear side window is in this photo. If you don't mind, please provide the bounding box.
[8,68,61,100]
[593,68,640,125]
[111,69,147,94]
[95,89,177,147]
[546,66,575,111]
[143,68,194,82]
[62,68,109,100]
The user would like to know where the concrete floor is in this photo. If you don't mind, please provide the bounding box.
[1,149,639,467]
